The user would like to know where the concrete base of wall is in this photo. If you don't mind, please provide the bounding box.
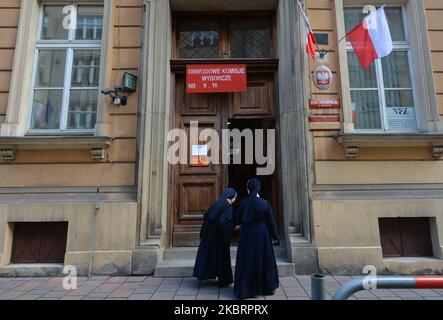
[131,248,160,276]
[290,235,319,275]
[0,264,64,277]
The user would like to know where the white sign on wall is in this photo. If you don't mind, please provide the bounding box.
[387,107,416,131]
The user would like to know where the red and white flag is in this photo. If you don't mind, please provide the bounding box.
[347,6,393,68]
[297,0,317,60]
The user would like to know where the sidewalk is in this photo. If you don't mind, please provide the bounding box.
[0,276,443,300]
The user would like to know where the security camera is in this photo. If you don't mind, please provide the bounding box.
[100,87,128,106]
[101,88,113,95]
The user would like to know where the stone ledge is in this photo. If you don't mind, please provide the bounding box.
[0,136,112,161]
[336,133,443,159]
[0,264,64,277]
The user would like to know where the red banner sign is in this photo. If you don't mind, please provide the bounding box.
[186,64,247,94]
[309,99,340,109]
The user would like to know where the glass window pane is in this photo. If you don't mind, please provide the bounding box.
[31,90,62,129]
[382,51,412,88]
[345,7,405,42]
[230,21,272,58]
[385,90,414,108]
[36,50,66,88]
[42,5,69,40]
[71,50,101,87]
[178,21,219,59]
[76,6,104,40]
[347,51,377,88]
[385,7,406,42]
[344,7,365,34]
[68,90,98,129]
[351,90,382,129]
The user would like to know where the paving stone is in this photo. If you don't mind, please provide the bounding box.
[94,283,121,292]
[26,289,51,296]
[60,296,84,300]
[108,289,135,298]
[288,296,310,300]
[66,287,95,296]
[42,291,70,299]
[162,278,183,285]
[128,294,153,300]
[134,286,158,294]
[196,294,219,300]
[0,291,26,300]
[125,277,147,282]
[151,291,176,300]
[157,284,180,292]
[15,295,42,300]
[173,295,197,300]
[264,295,287,300]
[245,296,265,300]
[142,278,164,285]
[176,288,199,295]
[391,290,422,299]
[411,289,442,298]
[119,282,142,290]
[105,277,128,284]
[86,292,110,299]
[1,281,24,290]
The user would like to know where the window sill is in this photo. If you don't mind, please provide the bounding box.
[0,136,112,161]
[336,133,443,159]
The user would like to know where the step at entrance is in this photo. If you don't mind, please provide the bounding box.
[155,247,295,277]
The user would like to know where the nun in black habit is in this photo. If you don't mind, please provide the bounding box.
[193,188,237,287]
[234,179,280,299]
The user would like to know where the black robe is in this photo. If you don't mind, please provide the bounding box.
[193,203,234,286]
[234,196,280,299]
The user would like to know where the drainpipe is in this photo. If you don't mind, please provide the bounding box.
[88,185,101,278]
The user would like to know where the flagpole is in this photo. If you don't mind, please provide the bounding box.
[318,33,348,58]
[296,0,322,56]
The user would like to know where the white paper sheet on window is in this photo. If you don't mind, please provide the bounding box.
[387,107,416,131]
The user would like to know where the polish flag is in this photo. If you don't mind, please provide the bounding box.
[297,0,317,60]
[347,6,393,68]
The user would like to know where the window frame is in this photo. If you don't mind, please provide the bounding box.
[344,4,418,133]
[27,2,104,135]
[335,0,442,135]
[173,12,276,60]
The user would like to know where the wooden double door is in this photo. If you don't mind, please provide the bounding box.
[170,71,280,247]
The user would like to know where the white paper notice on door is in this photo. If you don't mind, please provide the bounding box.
[387,107,417,131]
[192,144,208,156]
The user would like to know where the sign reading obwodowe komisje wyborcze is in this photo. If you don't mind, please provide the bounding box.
[186,64,247,94]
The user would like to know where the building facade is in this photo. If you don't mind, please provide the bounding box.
[0,0,442,277]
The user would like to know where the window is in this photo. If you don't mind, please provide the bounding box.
[379,218,433,258]
[177,21,220,59]
[30,4,103,132]
[230,20,272,58]
[12,222,69,263]
[345,6,416,132]
[175,14,274,59]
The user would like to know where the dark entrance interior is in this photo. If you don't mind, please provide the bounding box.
[11,222,68,264]
[227,118,278,219]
